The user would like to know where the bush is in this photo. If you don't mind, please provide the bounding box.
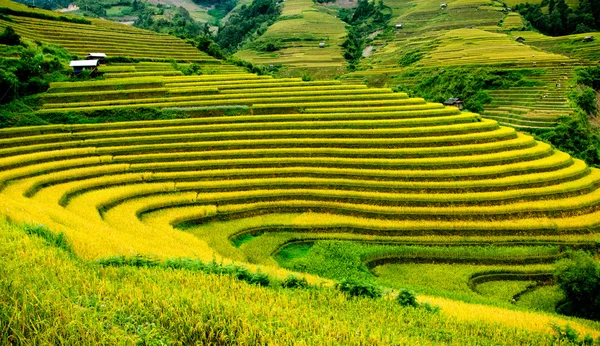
[0,26,20,46]
[249,272,271,287]
[551,324,596,345]
[577,66,600,90]
[573,86,598,115]
[532,112,600,167]
[336,278,382,299]
[396,289,418,307]
[554,251,600,320]
[282,275,309,289]
[398,51,423,67]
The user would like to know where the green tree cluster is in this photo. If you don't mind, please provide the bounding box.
[339,0,391,70]
[516,0,600,36]
[0,37,72,106]
[554,251,600,321]
[215,0,281,53]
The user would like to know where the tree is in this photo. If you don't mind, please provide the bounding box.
[548,0,556,13]
[554,251,600,320]
[0,26,21,46]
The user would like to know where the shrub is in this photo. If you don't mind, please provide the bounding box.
[282,275,309,289]
[577,66,600,90]
[551,324,596,345]
[421,302,441,313]
[0,26,20,46]
[23,224,72,254]
[336,278,382,299]
[249,272,270,287]
[398,51,423,67]
[532,112,600,167]
[554,251,600,320]
[301,74,312,82]
[396,289,418,307]
[573,86,598,115]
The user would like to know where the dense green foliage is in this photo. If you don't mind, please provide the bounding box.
[336,278,383,299]
[339,0,391,70]
[577,66,600,91]
[554,251,600,321]
[532,113,600,167]
[573,86,598,115]
[0,42,73,105]
[516,0,600,36]
[394,67,541,113]
[13,0,71,10]
[192,0,237,20]
[0,26,20,45]
[1,107,187,129]
[215,0,281,53]
[397,288,418,307]
[135,4,210,38]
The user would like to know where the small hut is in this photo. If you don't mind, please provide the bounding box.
[584,36,595,42]
[440,3,447,9]
[319,42,325,48]
[443,98,463,110]
[395,23,403,30]
[86,53,107,64]
[515,37,525,44]
[505,7,512,11]
[70,60,99,74]
[465,25,474,29]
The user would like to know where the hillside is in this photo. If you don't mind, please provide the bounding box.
[1,0,600,344]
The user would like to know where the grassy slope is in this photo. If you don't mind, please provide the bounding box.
[2,218,599,344]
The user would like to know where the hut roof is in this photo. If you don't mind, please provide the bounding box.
[87,53,107,58]
[70,60,99,67]
[443,98,462,105]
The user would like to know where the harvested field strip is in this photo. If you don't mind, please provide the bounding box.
[154,182,600,222]
[216,85,370,94]
[38,98,426,113]
[94,133,534,158]
[77,163,589,214]
[129,151,573,179]
[304,104,449,114]
[66,120,501,142]
[163,75,274,83]
[0,147,97,169]
[162,79,318,88]
[2,127,519,155]
[42,89,401,109]
[104,71,184,79]
[67,115,482,139]
[49,78,165,92]
[0,108,463,139]
[104,146,552,171]
[41,167,600,214]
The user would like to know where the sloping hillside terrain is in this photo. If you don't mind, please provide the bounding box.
[1,0,600,344]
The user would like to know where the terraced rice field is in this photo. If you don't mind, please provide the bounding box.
[3,66,600,327]
[0,0,211,60]
[344,27,583,130]
[481,67,576,129]
[514,31,600,62]
[3,68,600,262]
[235,0,347,77]
[385,0,503,34]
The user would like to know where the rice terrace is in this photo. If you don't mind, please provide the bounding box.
[1,0,600,343]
